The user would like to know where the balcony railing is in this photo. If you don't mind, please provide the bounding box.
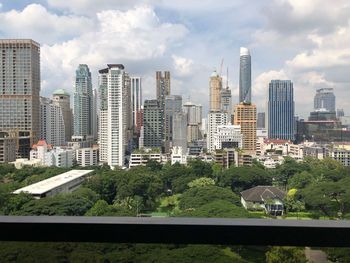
[1,216,350,246]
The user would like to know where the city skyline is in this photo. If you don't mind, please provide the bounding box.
[0,1,349,117]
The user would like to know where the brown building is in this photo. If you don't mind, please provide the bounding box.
[234,102,257,153]
[0,39,41,158]
[52,89,72,143]
[0,131,16,163]
[209,70,222,111]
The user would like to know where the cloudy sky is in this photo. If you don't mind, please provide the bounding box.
[1,0,349,118]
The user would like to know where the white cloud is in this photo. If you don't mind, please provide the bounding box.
[0,4,93,44]
[172,55,194,77]
[39,5,188,96]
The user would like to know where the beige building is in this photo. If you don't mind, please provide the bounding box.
[209,70,222,111]
[0,39,41,158]
[53,89,72,143]
[234,103,257,153]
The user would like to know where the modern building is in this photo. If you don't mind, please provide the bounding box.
[173,111,188,152]
[129,148,162,168]
[13,170,94,198]
[52,89,72,142]
[131,76,142,132]
[156,71,170,142]
[76,146,99,167]
[0,39,41,158]
[209,70,222,111]
[171,146,187,165]
[187,124,200,143]
[234,103,257,153]
[92,89,98,141]
[267,80,295,141]
[314,87,336,112]
[213,125,243,150]
[143,100,163,148]
[0,131,16,163]
[40,97,65,146]
[207,111,228,153]
[183,102,202,125]
[337,109,345,118]
[328,147,350,166]
[74,64,93,137]
[239,47,251,103]
[220,87,232,116]
[257,112,265,129]
[98,64,127,168]
[164,95,182,152]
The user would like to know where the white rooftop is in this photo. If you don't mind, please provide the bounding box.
[240,47,250,56]
[13,170,94,195]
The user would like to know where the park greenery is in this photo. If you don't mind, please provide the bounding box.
[0,156,350,262]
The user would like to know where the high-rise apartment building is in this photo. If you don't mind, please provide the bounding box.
[173,111,188,152]
[183,102,202,125]
[98,64,126,167]
[213,125,243,150]
[267,80,295,141]
[165,95,182,152]
[143,99,162,148]
[156,71,170,144]
[92,89,98,141]
[207,111,228,153]
[40,97,65,146]
[234,103,256,153]
[239,47,251,103]
[52,89,72,142]
[221,87,232,115]
[257,112,265,129]
[314,88,335,112]
[74,64,93,137]
[131,77,142,132]
[0,39,41,158]
[209,70,222,111]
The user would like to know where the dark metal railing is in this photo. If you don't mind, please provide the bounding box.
[1,216,350,247]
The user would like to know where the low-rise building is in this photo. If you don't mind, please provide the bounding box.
[76,146,99,167]
[329,147,350,166]
[171,146,187,165]
[129,148,162,168]
[13,170,93,198]
[241,186,286,216]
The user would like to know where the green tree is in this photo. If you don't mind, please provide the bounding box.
[219,166,272,194]
[266,247,308,263]
[288,171,314,189]
[188,177,215,188]
[179,185,240,210]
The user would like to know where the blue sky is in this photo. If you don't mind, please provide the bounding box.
[1,0,349,118]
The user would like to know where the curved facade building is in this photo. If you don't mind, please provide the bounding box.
[239,47,251,103]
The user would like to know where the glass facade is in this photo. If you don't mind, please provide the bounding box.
[239,47,251,104]
[268,80,295,141]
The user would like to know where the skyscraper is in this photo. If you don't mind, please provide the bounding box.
[40,97,65,146]
[173,111,188,152]
[257,112,265,129]
[165,95,182,152]
[52,89,72,142]
[143,99,162,148]
[74,64,93,137]
[239,47,251,103]
[268,80,295,141]
[314,87,336,112]
[207,111,228,153]
[92,89,98,141]
[98,64,127,167]
[0,39,40,158]
[209,70,222,111]
[131,77,142,132]
[220,87,232,115]
[234,103,256,153]
[156,71,170,145]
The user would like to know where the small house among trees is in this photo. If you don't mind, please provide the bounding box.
[240,186,286,216]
